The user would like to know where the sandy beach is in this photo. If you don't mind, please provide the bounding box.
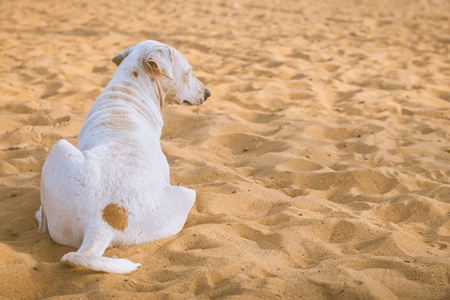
[1,0,450,298]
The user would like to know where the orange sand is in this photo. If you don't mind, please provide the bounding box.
[1,0,450,299]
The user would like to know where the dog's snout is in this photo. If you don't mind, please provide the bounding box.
[204,88,211,100]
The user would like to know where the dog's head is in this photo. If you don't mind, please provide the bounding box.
[112,41,210,107]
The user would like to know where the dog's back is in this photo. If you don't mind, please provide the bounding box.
[36,40,209,274]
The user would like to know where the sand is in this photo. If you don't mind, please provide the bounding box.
[1,0,450,299]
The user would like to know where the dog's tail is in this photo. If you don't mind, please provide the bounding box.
[62,252,141,274]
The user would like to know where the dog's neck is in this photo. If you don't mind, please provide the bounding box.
[106,73,163,127]
[111,61,164,112]
[77,64,165,151]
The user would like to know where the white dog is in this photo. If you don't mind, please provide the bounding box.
[36,40,210,274]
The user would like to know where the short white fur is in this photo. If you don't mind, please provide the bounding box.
[36,40,210,274]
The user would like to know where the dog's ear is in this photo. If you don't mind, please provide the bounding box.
[112,45,135,66]
[146,47,174,80]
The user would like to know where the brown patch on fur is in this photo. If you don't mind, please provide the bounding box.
[142,58,164,108]
[102,203,128,231]
[154,77,165,109]
[133,71,138,78]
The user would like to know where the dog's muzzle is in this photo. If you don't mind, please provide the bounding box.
[204,88,211,101]
[183,88,211,105]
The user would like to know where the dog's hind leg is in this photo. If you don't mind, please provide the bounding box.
[153,185,196,239]
[38,139,86,244]
[61,224,140,274]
